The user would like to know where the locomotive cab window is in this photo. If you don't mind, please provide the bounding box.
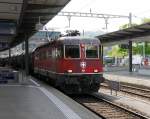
[65,45,80,58]
[86,45,99,58]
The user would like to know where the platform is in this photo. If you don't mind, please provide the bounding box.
[101,69,150,117]
[95,92,150,117]
[0,85,68,119]
[104,70,150,88]
[0,70,101,119]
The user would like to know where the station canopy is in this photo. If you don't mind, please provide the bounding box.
[0,0,70,51]
[97,22,150,46]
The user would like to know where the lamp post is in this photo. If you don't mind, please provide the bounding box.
[143,42,145,58]
[128,13,132,72]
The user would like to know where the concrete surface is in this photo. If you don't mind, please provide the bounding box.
[104,71,150,88]
[0,71,102,119]
[98,89,150,117]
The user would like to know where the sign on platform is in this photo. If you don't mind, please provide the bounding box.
[107,80,121,91]
[105,80,121,96]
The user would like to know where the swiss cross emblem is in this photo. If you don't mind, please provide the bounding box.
[80,61,86,69]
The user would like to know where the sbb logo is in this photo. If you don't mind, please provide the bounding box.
[80,61,86,69]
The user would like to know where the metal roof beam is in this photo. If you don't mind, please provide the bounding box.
[0,19,16,23]
[23,17,51,22]
[27,4,64,10]
[117,31,133,34]
[17,0,28,32]
[25,12,56,17]
[26,8,60,13]
[0,1,23,4]
[4,0,71,49]
[107,33,124,37]
[125,28,144,32]
[23,15,54,19]
[22,20,47,25]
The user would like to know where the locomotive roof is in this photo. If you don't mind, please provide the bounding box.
[59,36,100,45]
[35,36,100,51]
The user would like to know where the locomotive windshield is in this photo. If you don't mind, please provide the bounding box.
[65,45,80,58]
[86,45,99,58]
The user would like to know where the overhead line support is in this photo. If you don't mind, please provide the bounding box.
[58,11,129,29]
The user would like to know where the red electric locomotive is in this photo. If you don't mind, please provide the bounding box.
[33,36,104,93]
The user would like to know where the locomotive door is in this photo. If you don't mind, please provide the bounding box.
[80,44,86,72]
[55,45,63,72]
[51,47,57,74]
[80,44,85,59]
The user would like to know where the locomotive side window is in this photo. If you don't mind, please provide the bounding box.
[86,45,99,58]
[52,49,56,58]
[39,52,42,60]
[39,50,47,60]
[47,49,52,58]
[65,45,80,58]
[56,46,63,58]
[35,53,39,60]
[43,51,47,59]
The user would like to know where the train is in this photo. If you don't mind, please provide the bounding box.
[2,36,105,94]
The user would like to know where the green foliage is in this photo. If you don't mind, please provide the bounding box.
[132,43,143,55]
[119,23,137,29]
[145,42,150,55]
[132,43,150,55]
[65,30,80,36]
[118,47,128,56]
[108,45,128,57]
[141,18,150,24]
[116,18,150,56]
[108,43,150,57]
[108,18,150,57]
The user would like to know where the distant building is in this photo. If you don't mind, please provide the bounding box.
[26,30,61,52]
[0,30,61,57]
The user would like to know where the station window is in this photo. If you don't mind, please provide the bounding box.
[65,45,80,58]
[86,45,99,58]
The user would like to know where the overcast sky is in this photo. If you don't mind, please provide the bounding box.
[46,0,150,32]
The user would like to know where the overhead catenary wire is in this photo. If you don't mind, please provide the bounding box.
[76,0,96,12]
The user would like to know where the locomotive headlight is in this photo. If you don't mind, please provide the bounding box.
[67,70,72,73]
[94,69,98,73]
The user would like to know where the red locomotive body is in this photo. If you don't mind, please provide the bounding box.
[33,36,104,93]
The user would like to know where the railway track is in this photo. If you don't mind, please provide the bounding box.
[101,82,150,100]
[71,93,149,119]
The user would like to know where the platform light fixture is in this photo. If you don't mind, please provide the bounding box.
[35,16,43,31]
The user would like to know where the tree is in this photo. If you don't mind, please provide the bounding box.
[141,18,150,56]
[108,45,128,58]
[141,18,150,24]
[65,30,80,36]
[119,18,150,56]
[119,23,137,29]
[108,18,150,57]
